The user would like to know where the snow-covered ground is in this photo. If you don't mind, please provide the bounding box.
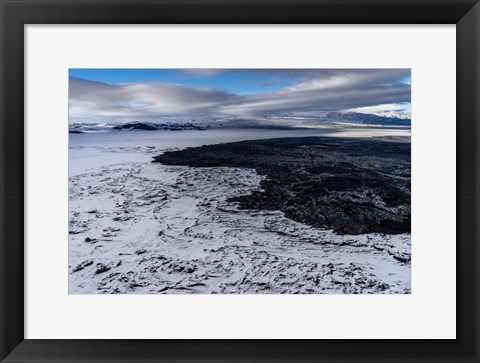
[69,128,411,294]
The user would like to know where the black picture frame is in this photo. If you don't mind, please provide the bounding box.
[1,0,479,362]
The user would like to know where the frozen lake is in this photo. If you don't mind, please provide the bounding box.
[69,127,410,176]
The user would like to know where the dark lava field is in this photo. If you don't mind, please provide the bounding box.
[153,137,411,235]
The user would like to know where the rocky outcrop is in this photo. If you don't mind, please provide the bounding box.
[154,137,411,235]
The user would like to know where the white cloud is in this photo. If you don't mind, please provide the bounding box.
[346,103,412,119]
[69,69,411,123]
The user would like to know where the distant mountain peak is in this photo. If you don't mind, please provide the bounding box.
[325,112,410,126]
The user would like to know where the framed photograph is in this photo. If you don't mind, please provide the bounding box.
[1,0,478,362]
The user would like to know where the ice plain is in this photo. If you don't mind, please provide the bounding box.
[69,127,411,294]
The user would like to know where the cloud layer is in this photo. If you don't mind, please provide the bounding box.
[69,69,411,123]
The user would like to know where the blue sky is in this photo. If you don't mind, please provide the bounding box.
[69,69,304,96]
[69,69,411,123]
